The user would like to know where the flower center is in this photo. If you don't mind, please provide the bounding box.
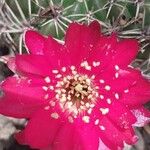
[55,74,99,117]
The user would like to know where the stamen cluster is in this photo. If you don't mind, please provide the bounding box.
[55,73,99,117]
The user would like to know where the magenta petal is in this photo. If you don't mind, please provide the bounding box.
[15,54,52,76]
[40,146,52,150]
[110,77,135,92]
[53,122,99,150]
[74,122,99,150]
[1,76,46,103]
[24,30,46,55]
[98,117,124,149]
[16,109,62,149]
[107,102,137,145]
[52,123,75,150]
[109,68,141,92]
[132,107,150,127]
[121,76,150,107]
[108,102,136,129]
[88,20,101,42]
[111,39,139,67]
[88,33,117,72]
[0,76,47,118]
[43,36,62,58]
[65,21,100,65]
[0,96,37,118]
[98,139,111,150]
[44,37,71,67]
[98,116,137,149]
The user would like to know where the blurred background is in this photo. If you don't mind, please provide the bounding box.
[0,0,150,149]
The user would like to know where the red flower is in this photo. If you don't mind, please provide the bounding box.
[0,21,150,150]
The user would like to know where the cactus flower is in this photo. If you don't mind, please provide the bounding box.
[0,21,150,150]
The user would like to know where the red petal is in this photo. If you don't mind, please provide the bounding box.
[65,21,101,65]
[107,102,137,145]
[108,102,136,129]
[43,36,62,58]
[24,30,46,55]
[0,96,37,118]
[1,76,46,103]
[89,38,138,73]
[98,117,137,149]
[0,76,47,118]
[40,146,52,150]
[44,37,71,68]
[16,108,62,149]
[98,117,124,149]
[15,54,52,77]
[25,30,70,68]
[98,139,111,150]
[89,21,101,42]
[111,39,139,67]
[52,123,75,150]
[53,122,99,150]
[121,76,150,107]
[108,68,142,92]
[88,33,117,73]
[132,106,150,127]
